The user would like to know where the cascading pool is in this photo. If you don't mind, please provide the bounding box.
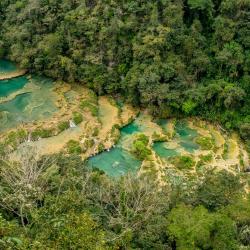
[153,120,199,159]
[0,77,27,97]
[0,60,204,177]
[175,121,199,153]
[0,60,58,132]
[88,118,201,176]
[153,142,179,158]
[87,122,142,177]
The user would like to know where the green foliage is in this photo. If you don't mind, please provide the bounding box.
[98,143,105,152]
[0,1,250,248]
[31,128,54,140]
[58,121,70,132]
[152,131,168,142]
[167,204,238,250]
[72,112,83,125]
[200,154,213,163]
[195,136,214,150]
[0,153,248,249]
[0,0,249,139]
[30,210,106,249]
[171,155,195,170]
[132,134,151,160]
[182,100,197,114]
[66,140,82,154]
[195,170,244,210]
[80,100,98,117]
[4,129,27,148]
[0,214,23,249]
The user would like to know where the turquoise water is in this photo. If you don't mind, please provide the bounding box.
[179,141,199,153]
[0,73,58,132]
[121,122,141,135]
[153,142,178,158]
[175,121,198,139]
[0,93,31,113]
[0,59,17,74]
[88,119,201,176]
[156,119,168,132]
[175,121,199,153]
[87,121,142,177]
[153,120,199,160]
[0,76,28,97]
[87,147,141,177]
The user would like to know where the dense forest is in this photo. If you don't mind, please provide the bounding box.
[0,151,249,249]
[0,0,250,249]
[0,0,249,147]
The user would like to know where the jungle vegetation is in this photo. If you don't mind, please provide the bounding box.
[0,0,250,249]
[0,0,249,149]
[0,151,249,249]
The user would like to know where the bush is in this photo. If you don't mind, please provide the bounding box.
[66,140,82,154]
[195,136,214,150]
[171,155,195,170]
[98,143,105,152]
[5,129,27,148]
[31,128,54,140]
[132,134,151,160]
[58,121,70,132]
[73,112,83,125]
[200,154,213,163]
[80,100,98,116]
[196,170,244,210]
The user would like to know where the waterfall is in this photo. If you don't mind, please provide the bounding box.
[69,120,76,128]
[27,133,31,142]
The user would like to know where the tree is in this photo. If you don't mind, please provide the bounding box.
[28,198,106,250]
[0,148,57,226]
[167,204,238,250]
[195,170,244,211]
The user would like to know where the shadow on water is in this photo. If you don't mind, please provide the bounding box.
[0,59,17,74]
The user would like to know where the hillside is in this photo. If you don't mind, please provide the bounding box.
[0,1,250,249]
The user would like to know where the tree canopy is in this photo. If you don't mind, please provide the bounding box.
[0,0,249,149]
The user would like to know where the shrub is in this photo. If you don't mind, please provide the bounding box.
[200,154,213,163]
[58,121,70,132]
[73,112,83,125]
[132,134,151,160]
[98,143,105,152]
[171,155,195,170]
[195,136,214,150]
[66,140,82,154]
[80,100,98,116]
[31,128,54,140]
[152,132,168,142]
[92,128,99,137]
[4,129,27,148]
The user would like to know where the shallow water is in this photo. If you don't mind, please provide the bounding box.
[0,59,17,74]
[153,142,178,158]
[153,120,199,160]
[88,118,201,175]
[156,119,169,133]
[0,74,58,132]
[88,147,141,177]
[0,77,27,97]
[175,122,199,153]
[87,121,142,177]
[121,122,141,135]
